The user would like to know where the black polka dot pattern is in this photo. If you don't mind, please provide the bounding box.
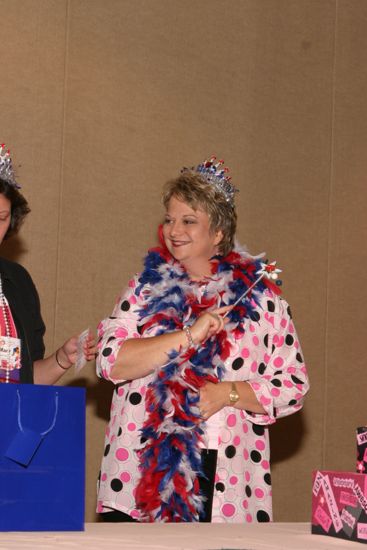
[120,300,130,311]
[267,300,275,312]
[102,347,112,357]
[258,363,266,375]
[271,379,282,387]
[117,427,122,437]
[285,334,294,346]
[110,478,123,492]
[288,399,297,406]
[129,392,142,405]
[257,510,270,522]
[250,311,260,322]
[245,485,252,497]
[287,306,292,318]
[215,482,225,493]
[250,450,261,463]
[104,444,110,457]
[232,357,244,370]
[264,473,271,485]
[296,353,303,363]
[107,336,116,343]
[225,445,236,458]
[252,424,265,436]
[291,375,304,385]
[263,334,269,347]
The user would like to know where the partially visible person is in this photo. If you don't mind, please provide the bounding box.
[0,143,95,384]
[96,155,309,523]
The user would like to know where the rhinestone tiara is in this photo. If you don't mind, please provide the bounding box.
[182,155,238,206]
[0,143,21,189]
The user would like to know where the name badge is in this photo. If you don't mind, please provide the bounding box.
[0,336,21,370]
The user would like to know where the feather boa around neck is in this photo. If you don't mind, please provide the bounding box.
[134,245,280,522]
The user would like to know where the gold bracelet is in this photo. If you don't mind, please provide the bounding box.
[55,349,70,370]
[183,325,195,348]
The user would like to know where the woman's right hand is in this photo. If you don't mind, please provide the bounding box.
[190,306,232,344]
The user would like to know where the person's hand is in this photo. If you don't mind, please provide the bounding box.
[190,305,232,344]
[199,381,229,420]
[57,331,97,368]
[81,331,97,361]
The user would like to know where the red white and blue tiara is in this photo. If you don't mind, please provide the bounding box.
[0,143,21,189]
[182,155,238,206]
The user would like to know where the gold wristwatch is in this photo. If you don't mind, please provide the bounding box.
[229,382,239,405]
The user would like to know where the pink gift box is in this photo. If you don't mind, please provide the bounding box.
[312,470,367,544]
[357,427,367,474]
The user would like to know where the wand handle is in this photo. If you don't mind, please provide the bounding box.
[223,273,265,318]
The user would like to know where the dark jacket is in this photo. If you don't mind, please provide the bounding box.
[0,257,45,383]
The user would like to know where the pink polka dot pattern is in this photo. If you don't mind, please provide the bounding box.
[120,471,131,483]
[227,414,237,428]
[115,327,128,338]
[273,356,284,368]
[222,503,236,517]
[116,448,129,462]
[96,275,309,523]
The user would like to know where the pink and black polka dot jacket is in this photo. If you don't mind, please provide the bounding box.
[96,274,309,522]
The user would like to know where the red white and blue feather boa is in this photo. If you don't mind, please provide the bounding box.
[134,243,280,522]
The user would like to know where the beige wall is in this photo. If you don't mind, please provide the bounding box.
[1,0,367,522]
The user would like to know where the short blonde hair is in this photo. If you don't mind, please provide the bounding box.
[162,170,237,256]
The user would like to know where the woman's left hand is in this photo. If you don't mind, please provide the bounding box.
[199,381,229,420]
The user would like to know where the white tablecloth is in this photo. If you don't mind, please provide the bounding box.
[0,522,363,549]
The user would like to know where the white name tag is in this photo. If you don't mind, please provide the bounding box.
[0,336,21,370]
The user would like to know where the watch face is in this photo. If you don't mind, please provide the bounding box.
[230,390,239,403]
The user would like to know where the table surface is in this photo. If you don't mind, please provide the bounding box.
[0,522,365,549]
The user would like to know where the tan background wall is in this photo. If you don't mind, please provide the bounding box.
[1,0,366,522]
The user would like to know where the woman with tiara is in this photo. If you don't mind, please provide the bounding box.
[96,156,309,523]
[0,143,95,384]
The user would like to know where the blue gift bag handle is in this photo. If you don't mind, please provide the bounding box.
[16,389,59,436]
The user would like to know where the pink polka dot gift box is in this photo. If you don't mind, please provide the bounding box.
[312,470,367,544]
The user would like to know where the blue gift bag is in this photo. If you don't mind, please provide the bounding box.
[0,384,85,531]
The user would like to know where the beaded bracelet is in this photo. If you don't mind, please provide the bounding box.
[183,325,195,348]
[55,349,70,370]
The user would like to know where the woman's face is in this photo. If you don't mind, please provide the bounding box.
[163,196,223,276]
[0,193,11,245]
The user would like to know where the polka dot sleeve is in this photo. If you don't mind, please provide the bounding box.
[96,275,142,383]
[244,292,309,425]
